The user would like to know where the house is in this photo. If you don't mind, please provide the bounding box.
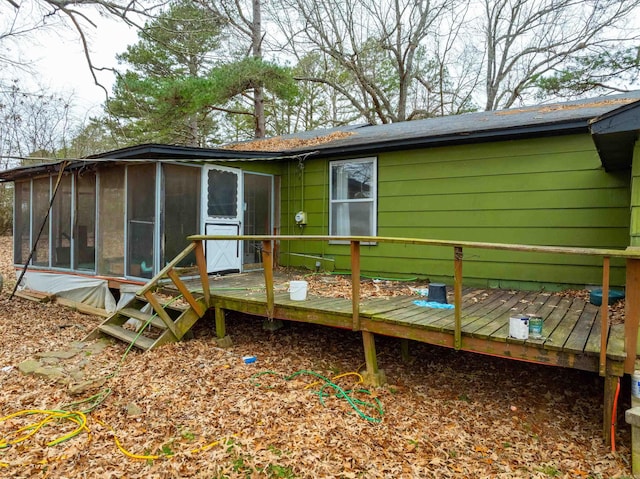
[2,92,640,311]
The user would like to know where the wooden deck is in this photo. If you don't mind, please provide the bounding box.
[141,233,640,448]
[189,271,626,374]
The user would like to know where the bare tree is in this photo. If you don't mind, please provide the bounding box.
[478,0,640,110]
[1,1,163,95]
[268,0,464,124]
[0,80,75,163]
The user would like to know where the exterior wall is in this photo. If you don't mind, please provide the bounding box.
[280,134,631,289]
[630,140,640,247]
[13,159,284,281]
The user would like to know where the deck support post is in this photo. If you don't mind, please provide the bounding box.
[362,331,385,386]
[214,306,233,347]
[603,358,625,447]
[625,257,640,374]
[351,241,361,331]
[262,240,275,320]
[454,246,463,350]
[603,373,619,447]
[400,338,411,363]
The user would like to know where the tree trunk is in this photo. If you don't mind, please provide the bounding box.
[252,0,265,138]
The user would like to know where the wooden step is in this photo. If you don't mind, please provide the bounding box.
[120,307,169,330]
[15,289,55,303]
[98,324,155,350]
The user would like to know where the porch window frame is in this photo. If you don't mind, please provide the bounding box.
[328,157,377,244]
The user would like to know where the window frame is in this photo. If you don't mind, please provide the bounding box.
[328,157,377,244]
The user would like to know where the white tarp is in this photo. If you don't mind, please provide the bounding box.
[116,284,139,311]
[17,271,117,313]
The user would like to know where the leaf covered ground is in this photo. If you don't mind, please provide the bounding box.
[0,237,635,478]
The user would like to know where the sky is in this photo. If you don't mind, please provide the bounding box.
[14,14,139,119]
[7,3,640,123]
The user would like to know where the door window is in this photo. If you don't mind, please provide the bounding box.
[207,169,238,218]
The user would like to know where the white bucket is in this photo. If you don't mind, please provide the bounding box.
[289,280,308,301]
[509,316,529,340]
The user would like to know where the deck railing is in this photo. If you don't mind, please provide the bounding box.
[188,234,640,376]
[136,240,210,337]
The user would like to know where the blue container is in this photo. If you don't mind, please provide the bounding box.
[589,289,624,306]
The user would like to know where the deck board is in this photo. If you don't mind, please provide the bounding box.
[183,271,625,374]
[523,294,562,347]
[564,304,598,353]
[545,298,583,352]
[470,291,536,340]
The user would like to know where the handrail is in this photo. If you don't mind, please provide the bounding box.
[187,234,640,259]
[191,234,640,375]
[135,240,210,335]
[138,242,197,297]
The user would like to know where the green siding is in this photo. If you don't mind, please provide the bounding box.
[279,134,632,289]
[630,141,640,247]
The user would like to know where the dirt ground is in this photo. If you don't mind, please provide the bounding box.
[0,236,635,478]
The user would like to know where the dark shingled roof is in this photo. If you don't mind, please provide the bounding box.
[246,91,640,159]
[1,91,639,182]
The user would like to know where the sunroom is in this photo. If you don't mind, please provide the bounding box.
[12,161,201,310]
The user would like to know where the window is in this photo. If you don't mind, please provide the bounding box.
[127,164,156,278]
[207,168,237,218]
[97,167,125,275]
[75,172,96,271]
[52,175,72,268]
[32,177,51,266]
[14,181,31,265]
[162,163,200,267]
[329,158,376,237]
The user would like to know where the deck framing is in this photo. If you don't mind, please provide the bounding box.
[190,270,627,445]
[182,234,640,447]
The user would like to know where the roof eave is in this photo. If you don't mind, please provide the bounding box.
[87,143,280,160]
[298,120,590,159]
[589,100,640,171]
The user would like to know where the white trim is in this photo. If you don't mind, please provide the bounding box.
[123,165,129,276]
[154,162,162,276]
[201,164,243,273]
[95,170,101,274]
[47,175,52,267]
[70,173,76,270]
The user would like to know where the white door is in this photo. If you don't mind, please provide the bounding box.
[201,165,242,273]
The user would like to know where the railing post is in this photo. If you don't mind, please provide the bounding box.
[194,240,210,306]
[351,240,361,331]
[454,246,463,350]
[599,256,610,376]
[262,240,275,320]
